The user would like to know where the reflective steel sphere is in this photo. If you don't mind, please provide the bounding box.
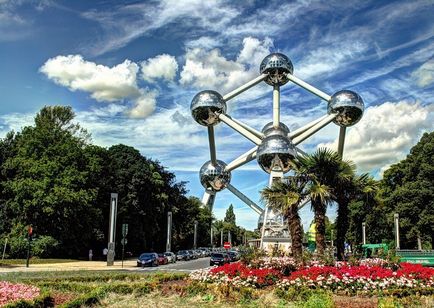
[260,53,293,86]
[199,160,231,192]
[190,90,226,126]
[262,121,290,136]
[328,90,364,127]
[257,135,297,173]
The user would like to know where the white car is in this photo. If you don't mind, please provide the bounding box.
[164,252,176,263]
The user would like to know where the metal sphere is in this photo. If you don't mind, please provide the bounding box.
[260,53,293,86]
[199,160,231,192]
[190,90,226,126]
[261,121,290,136]
[256,135,297,173]
[328,90,364,127]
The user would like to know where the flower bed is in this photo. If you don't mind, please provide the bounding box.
[190,259,434,294]
[190,262,282,288]
[279,263,434,293]
[0,281,40,306]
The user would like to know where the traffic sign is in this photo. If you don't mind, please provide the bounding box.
[223,242,231,249]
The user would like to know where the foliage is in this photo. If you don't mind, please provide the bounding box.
[380,131,434,249]
[223,204,236,226]
[260,175,308,259]
[0,106,213,258]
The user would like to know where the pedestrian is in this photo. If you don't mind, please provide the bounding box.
[88,249,93,261]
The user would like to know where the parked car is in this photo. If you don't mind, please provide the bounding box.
[157,253,169,265]
[228,251,240,262]
[188,250,198,259]
[176,250,190,261]
[210,252,230,266]
[164,252,176,263]
[137,253,159,267]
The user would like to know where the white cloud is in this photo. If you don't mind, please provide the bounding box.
[318,101,434,174]
[40,55,158,118]
[412,59,434,87]
[127,90,157,118]
[141,54,178,83]
[40,55,141,101]
[179,37,272,92]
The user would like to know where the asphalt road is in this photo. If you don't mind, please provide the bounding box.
[0,257,212,273]
[135,257,211,273]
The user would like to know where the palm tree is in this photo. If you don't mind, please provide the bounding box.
[297,149,343,255]
[260,176,307,259]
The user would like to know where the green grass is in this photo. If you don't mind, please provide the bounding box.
[0,258,77,265]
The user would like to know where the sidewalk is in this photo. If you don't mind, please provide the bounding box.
[0,260,139,273]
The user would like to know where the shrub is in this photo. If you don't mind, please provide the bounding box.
[31,236,59,258]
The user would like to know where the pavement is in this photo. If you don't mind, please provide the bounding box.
[0,258,211,273]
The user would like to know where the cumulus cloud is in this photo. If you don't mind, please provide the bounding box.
[141,54,178,83]
[180,37,272,92]
[40,55,158,118]
[412,59,434,87]
[318,101,434,174]
[128,90,157,118]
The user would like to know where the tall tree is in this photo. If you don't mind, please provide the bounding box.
[297,149,340,255]
[1,106,100,257]
[261,176,307,259]
[224,204,236,226]
[380,132,434,248]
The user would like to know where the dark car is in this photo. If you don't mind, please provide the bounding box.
[210,253,230,266]
[157,253,169,265]
[188,250,198,259]
[176,250,190,261]
[137,253,159,267]
[228,251,239,262]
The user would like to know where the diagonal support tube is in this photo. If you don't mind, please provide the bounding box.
[286,74,331,101]
[223,74,268,101]
[218,113,262,145]
[298,196,310,210]
[226,183,263,215]
[293,113,337,145]
[337,126,346,157]
[289,114,329,139]
[225,146,258,172]
[202,190,216,212]
[230,118,264,139]
[208,126,217,165]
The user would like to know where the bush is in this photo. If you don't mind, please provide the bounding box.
[3,225,58,258]
[31,236,59,258]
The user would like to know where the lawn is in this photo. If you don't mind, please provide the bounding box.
[0,259,78,266]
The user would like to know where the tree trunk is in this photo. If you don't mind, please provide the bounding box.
[336,197,349,261]
[287,205,303,260]
[313,199,326,255]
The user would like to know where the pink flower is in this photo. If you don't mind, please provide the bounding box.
[0,281,40,306]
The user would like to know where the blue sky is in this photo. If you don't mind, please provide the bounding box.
[1,0,433,231]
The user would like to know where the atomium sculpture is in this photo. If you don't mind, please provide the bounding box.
[190,52,364,248]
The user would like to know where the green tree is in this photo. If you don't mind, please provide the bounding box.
[380,132,434,249]
[297,149,339,255]
[224,204,236,225]
[1,106,101,257]
[261,176,307,259]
